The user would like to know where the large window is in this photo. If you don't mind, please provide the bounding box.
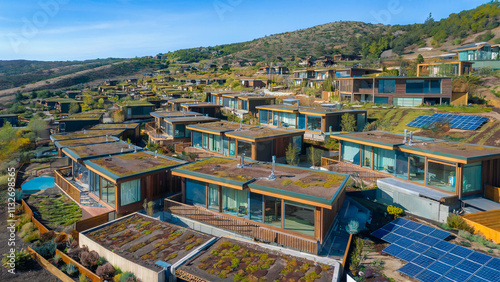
[406,79,441,94]
[74,161,89,185]
[463,163,482,194]
[192,131,202,148]
[222,187,248,217]
[378,80,396,93]
[208,184,219,211]
[409,155,425,184]
[393,97,423,107]
[237,140,252,157]
[89,171,100,198]
[249,192,263,222]
[292,136,302,152]
[373,147,395,174]
[284,201,315,237]
[342,141,360,165]
[260,110,271,125]
[121,179,140,206]
[186,179,206,206]
[298,114,306,130]
[306,115,322,132]
[274,112,297,129]
[427,160,456,193]
[265,196,282,228]
[101,177,115,207]
[362,146,372,169]
[395,151,409,179]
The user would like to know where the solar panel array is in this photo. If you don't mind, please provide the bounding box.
[372,218,500,282]
[407,113,488,130]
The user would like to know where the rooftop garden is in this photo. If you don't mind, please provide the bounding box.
[51,129,124,140]
[56,136,118,147]
[27,192,82,233]
[182,239,334,281]
[86,214,211,270]
[116,100,153,106]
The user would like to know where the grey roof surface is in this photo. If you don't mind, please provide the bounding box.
[377,178,452,201]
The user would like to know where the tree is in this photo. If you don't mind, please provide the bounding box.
[15,92,24,101]
[307,146,323,167]
[341,113,357,132]
[285,143,299,166]
[417,54,424,64]
[69,103,80,114]
[27,116,48,139]
[97,98,105,109]
[112,95,119,102]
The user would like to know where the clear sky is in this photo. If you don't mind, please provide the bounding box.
[0,0,488,61]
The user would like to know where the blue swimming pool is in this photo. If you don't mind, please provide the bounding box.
[21,176,55,193]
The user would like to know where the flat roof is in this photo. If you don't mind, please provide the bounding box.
[334,131,500,162]
[173,157,348,208]
[83,213,213,271]
[164,116,219,124]
[336,76,452,80]
[225,126,304,141]
[462,209,500,233]
[90,123,140,130]
[176,237,336,282]
[54,136,119,148]
[62,141,141,161]
[51,129,125,141]
[186,121,254,133]
[167,98,197,103]
[116,100,154,107]
[84,151,185,180]
[180,102,223,108]
[150,111,201,118]
[0,114,18,117]
[256,104,366,115]
[59,113,103,121]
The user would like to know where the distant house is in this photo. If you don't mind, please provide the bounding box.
[239,78,267,89]
[57,113,103,132]
[115,100,155,120]
[417,61,473,77]
[180,102,223,118]
[126,78,138,83]
[334,68,381,78]
[292,69,316,86]
[65,90,81,99]
[90,123,141,143]
[56,99,83,114]
[450,42,500,69]
[258,66,289,75]
[166,98,198,112]
[103,80,118,86]
[0,114,18,127]
[333,54,361,62]
[208,92,275,116]
[315,56,334,67]
[298,56,315,67]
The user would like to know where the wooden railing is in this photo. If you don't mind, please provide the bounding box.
[22,199,50,234]
[144,121,156,133]
[327,162,389,183]
[174,142,191,154]
[56,249,103,282]
[55,167,81,204]
[28,247,74,282]
[164,198,318,254]
[75,211,114,233]
[321,155,339,167]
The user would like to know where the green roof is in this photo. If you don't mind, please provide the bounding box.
[116,100,154,107]
[51,129,125,141]
[63,141,140,160]
[225,126,304,140]
[59,113,103,121]
[186,121,254,133]
[54,136,119,148]
[90,123,140,129]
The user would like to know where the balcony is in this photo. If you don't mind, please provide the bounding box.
[164,197,319,254]
[54,167,104,208]
[145,121,171,140]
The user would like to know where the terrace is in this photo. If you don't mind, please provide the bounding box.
[50,129,125,141]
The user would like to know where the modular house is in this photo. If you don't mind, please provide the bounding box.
[167,157,349,254]
[57,113,104,132]
[0,114,18,127]
[179,102,223,118]
[450,42,500,69]
[417,61,473,77]
[115,100,155,120]
[90,123,141,143]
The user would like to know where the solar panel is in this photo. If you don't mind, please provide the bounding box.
[408,242,431,253]
[466,275,490,282]
[399,262,424,277]
[485,257,500,270]
[429,229,451,240]
[437,276,455,282]
[371,228,390,239]
[403,220,421,230]
[456,260,482,274]
[423,247,446,260]
[415,269,442,282]
[420,236,440,246]
[449,245,474,258]
[407,113,488,130]
[398,249,420,262]
[393,226,413,237]
[441,253,464,267]
[412,254,435,268]
[382,244,405,257]
[407,231,426,241]
[381,232,402,243]
[434,240,456,252]
[467,251,492,265]
[392,217,409,226]
[475,266,500,281]
[445,267,472,281]
[428,261,453,274]
[393,237,415,249]
[416,224,434,234]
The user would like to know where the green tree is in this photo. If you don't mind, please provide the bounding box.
[307,146,323,167]
[83,94,94,106]
[112,95,119,102]
[15,92,24,101]
[341,113,357,132]
[69,102,80,114]
[417,54,424,64]
[97,98,105,109]
[27,116,48,139]
[285,143,299,166]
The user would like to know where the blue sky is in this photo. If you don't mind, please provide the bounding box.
[0,0,488,61]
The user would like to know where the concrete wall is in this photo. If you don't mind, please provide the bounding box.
[79,233,164,282]
[376,185,453,223]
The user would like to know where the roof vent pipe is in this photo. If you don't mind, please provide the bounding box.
[155,150,158,158]
[134,146,137,153]
[403,129,408,143]
[121,148,124,153]
[268,155,276,180]
[409,131,414,146]
[237,153,245,168]
[106,135,108,141]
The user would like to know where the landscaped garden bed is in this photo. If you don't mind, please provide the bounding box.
[85,213,212,271]
[26,187,82,233]
[177,238,335,281]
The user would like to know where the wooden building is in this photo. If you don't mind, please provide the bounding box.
[90,123,141,143]
[179,102,223,118]
[57,113,104,132]
[115,100,155,120]
[166,157,349,254]
[417,61,473,77]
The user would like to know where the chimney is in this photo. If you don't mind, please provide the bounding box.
[404,129,408,143]
[409,131,414,145]
[237,153,245,168]
[268,156,276,180]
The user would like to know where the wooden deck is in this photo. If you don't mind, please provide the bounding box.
[462,209,500,244]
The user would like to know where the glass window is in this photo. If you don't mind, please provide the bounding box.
[121,179,140,206]
[249,192,263,222]
[222,187,248,218]
[212,135,221,153]
[307,115,322,132]
[284,201,315,237]
[203,133,208,149]
[208,184,219,211]
[409,155,425,184]
[229,139,236,156]
[393,97,423,107]
[362,146,372,168]
[260,110,270,125]
[357,113,366,132]
[378,80,396,93]
[174,124,186,138]
[373,147,395,174]
[395,151,409,179]
[427,160,456,193]
[298,114,306,130]
[192,131,202,148]
[292,136,302,152]
[186,179,206,206]
[223,137,229,156]
[265,196,282,228]
[101,177,115,207]
[74,162,89,185]
[167,123,173,136]
[463,163,482,194]
[342,141,360,165]
[374,97,389,104]
[89,171,100,198]
[406,80,425,93]
[430,80,441,93]
[237,140,252,157]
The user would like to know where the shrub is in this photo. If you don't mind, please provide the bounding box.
[17,214,31,231]
[66,263,78,276]
[447,214,474,233]
[40,231,56,242]
[33,240,57,259]
[2,249,33,271]
[14,204,24,215]
[346,220,360,235]
[68,246,89,260]
[461,241,472,247]
[114,265,122,275]
[79,250,100,268]
[79,273,91,282]
[458,230,472,240]
[96,263,116,280]
[22,230,40,243]
[54,254,62,264]
[96,256,107,266]
[120,272,137,282]
[20,222,35,234]
[387,205,403,219]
